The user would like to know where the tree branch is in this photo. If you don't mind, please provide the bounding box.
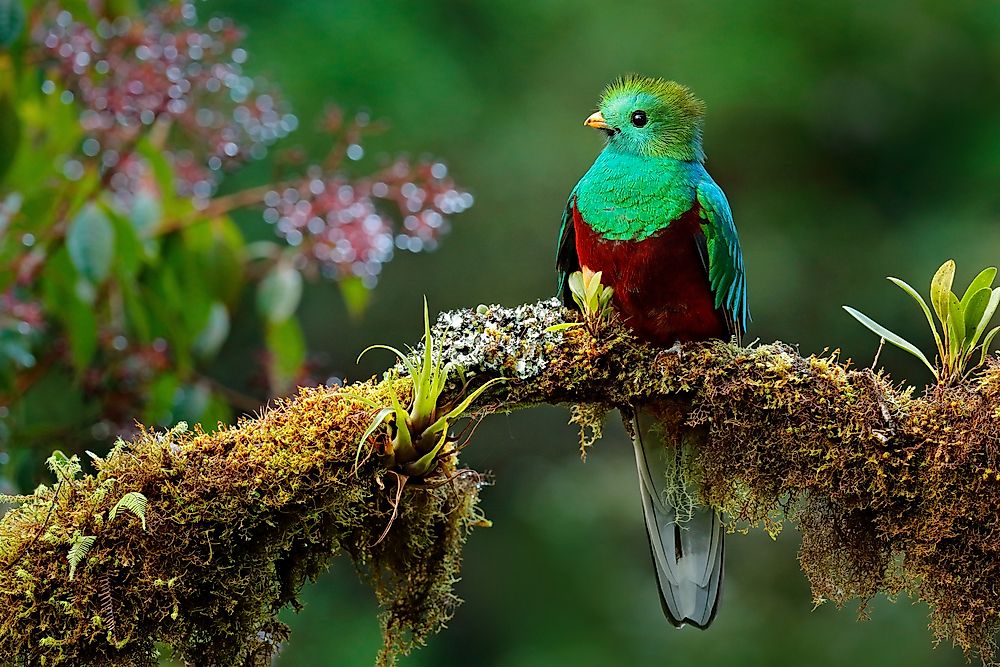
[2,298,999,665]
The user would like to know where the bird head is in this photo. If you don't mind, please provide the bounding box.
[585,75,706,162]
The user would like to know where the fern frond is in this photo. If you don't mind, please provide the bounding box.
[68,535,96,580]
[100,573,117,641]
[110,492,148,530]
[46,450,82,482]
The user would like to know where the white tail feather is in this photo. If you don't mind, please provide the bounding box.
[631,409,724,628]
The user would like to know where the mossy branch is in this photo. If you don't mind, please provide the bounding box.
[3,298,1000,665]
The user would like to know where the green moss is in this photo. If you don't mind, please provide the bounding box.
[511,310,1000,663]
[0,380,485,666]
[567,402,608,460]
[5,300,1000,664]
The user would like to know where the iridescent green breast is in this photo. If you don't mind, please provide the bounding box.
[573,151,703,241]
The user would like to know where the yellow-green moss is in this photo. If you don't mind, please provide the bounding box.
[0,381,484,666]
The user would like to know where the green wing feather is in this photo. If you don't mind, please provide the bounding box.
[696,178,749,338]
[555,191,580,306]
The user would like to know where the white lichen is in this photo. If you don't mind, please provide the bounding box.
[429,298,568,380]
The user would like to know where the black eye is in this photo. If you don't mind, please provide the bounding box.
[630,110,648,128]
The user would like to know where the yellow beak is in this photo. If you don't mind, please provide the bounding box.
[584,111,610,130]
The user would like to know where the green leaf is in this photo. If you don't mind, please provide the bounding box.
[963,287,992,342]
[545,322,584,332]
[405,428,450,476]
[421,377,505,438]
[55,0,98,27]
[930,260,956,329]
[947,291,965,358]
[129,190,162,238]
[257,263,302,323]
[170,383,211,424]
[67,203,115,284]
[586,270,603,304]
[567,271,585,310]
[109,491,148,530]
[567,271,583,295]
[38,248,98,371]
[355,407,393,473]
[339,276,372,321]
[122,282,152,343]
[598,284,614,310]
[47,450,81,480]
[65,292,98,372]
[144,373,179,425]
[411,297,436,420]
[386,383,414,459]
[135,137,188,218]
[960,267,997,311]
[843,306,936,376]
[887,276,942,357]
[0,0,26,48]
[198,391,233,432]
[980,326,1000,367]
[107,208,143,281]
[265,317,305,393]
[420,297,433,390]
[192,302,230,360]
[68,535,96,580]
[0,92,21,186]
[203,217,245,305]
[129,190,164,259]
[0,332,35,369]
[164,232,213,345]
[357,344,419,380]
[426,297,448,416]
[970,288,1000,354]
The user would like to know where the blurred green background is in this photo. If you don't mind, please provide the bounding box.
[202,0,999,664]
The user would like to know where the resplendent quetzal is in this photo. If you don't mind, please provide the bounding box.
[556,76,749,628]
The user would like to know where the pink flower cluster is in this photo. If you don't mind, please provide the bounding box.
[263,159,473,287]
[33,2,473,289]
[35,2,295,201]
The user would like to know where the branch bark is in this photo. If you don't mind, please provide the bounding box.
[2,298,1000,665]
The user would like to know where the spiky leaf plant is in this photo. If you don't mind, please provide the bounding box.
[356,300,502,477]
[845,260,1000,383]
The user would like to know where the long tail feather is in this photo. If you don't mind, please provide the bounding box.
[630,408,724,629]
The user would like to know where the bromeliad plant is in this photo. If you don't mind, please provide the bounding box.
[549,269,615,335]
[356,301,503,477]
[844,260,1000,384]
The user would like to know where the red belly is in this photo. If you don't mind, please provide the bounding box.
[573,202,727,346]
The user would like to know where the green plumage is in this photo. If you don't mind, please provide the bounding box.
[557,76,748,330]
[595,76,706,161]
[697,179,748,327]
[573,152,702,241]
[555,75,751,629]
